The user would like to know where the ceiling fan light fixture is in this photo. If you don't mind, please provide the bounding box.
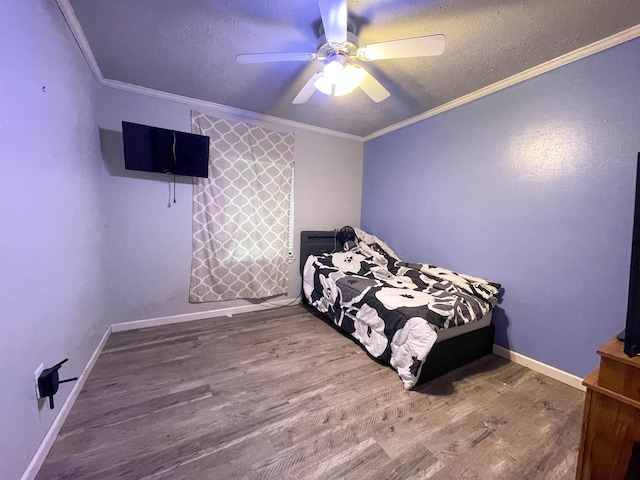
[334,64,365,96]
[315,61,364,97]
[322,59,345,84]
[237,1,446,105]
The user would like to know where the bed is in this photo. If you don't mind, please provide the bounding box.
[300,228,501,389]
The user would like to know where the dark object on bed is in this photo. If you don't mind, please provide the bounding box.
[336,226,357,250]
[299,230,496,386]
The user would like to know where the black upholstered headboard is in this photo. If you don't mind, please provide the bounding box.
[299,230,338,274]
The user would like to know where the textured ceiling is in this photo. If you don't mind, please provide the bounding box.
[67,0,640,138]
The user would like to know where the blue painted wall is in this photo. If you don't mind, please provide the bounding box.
[1,2,108,478]
[362,38,640,378]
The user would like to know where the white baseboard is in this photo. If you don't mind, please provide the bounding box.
[111,297,300,332]
[23,298,300,479]
[21,326,112,480]
[493,344,586,392]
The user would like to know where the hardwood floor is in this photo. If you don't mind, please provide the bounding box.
[37,306,585,480]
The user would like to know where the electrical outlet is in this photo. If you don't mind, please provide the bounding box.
[34,363,44,399]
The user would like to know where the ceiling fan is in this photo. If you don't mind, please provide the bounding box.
[236,0,445,104]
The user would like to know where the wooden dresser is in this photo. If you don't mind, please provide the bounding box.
[576,336,640,479]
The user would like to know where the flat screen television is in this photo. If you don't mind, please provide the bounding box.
[122,121,209,178]
[622,152,640,357]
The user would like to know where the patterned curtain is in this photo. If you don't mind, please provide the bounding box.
[189,111,295,302]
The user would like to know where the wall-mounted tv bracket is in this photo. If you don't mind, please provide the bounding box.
[37,359,78,409]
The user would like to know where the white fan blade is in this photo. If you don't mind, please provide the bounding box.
[318,0,347,44]
[292,70,324,104]
[358,34,445,61]
[236,52,316,64]
[359,68,390,103]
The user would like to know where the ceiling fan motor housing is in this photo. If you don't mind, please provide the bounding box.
[317,31,359,64]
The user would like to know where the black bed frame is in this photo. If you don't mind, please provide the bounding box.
[299,230,495,385]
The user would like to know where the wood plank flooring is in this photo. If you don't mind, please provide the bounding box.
[36,305,585,480]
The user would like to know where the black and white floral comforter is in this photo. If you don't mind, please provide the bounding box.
[302,229,500,389]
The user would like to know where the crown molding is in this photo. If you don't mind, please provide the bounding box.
[364,23,640,141]
[100,79,363,141]
[55,0,363,142]
[56,0,103,83]
[57,0,640,143]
